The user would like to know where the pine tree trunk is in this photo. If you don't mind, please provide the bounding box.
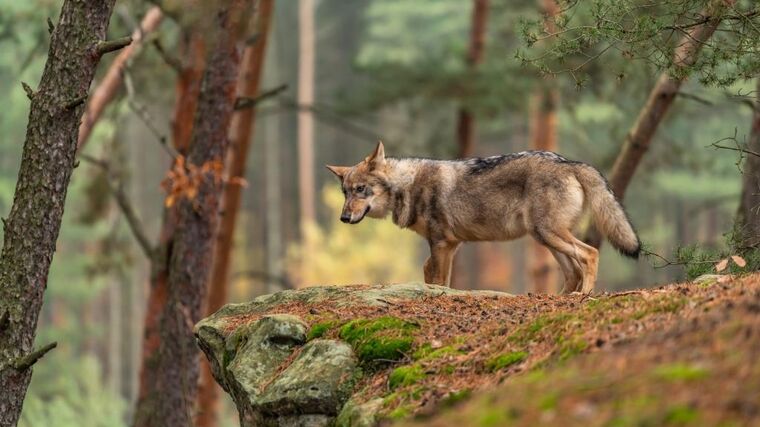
[0,1,121,424]
[737,78,760,246]
[298,0,316,231]
[78,7,164,151]
[133,30,205,425]
[197,1,273,425]
[583,0,733,248]
[529,88,559,293]
[132,1,249,425]
[528,0,560,293]
[455,0,489,158]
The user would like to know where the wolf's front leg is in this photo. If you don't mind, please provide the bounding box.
[424,241,461,286]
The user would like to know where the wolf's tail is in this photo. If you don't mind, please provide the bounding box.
[574,164,640,258]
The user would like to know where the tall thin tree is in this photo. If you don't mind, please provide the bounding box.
[737,78,760,245]
[529,0,559,293]
[456,0,489,158]
[132,0,250,425]
[197,1,274,425]
[0,0,129,424]
[298,0,316,230]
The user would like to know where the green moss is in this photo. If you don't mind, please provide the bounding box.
[664,405,699,424]
[486,351,528,372]
[653,363,709,382]
[387,405,412,420]
[413,344,463,361]
[307,320,337,340]
[441,389,471,407]
[557,337,588,361]
[538,392,558,411]
[477,408,514,427]
[339,316,419,363]
[508,313,574,345]
[388,365,425,389]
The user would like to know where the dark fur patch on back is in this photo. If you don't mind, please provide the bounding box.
[466,151,570,175]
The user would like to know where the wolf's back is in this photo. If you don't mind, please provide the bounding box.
[573,165,640,257]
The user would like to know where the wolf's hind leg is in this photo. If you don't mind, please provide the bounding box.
[549,248,581,293]
[533,229,597,293]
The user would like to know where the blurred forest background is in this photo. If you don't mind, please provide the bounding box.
[0,0,758,425]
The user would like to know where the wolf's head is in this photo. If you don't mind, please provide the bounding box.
[326,141,392,224]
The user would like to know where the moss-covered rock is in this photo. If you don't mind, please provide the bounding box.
[340,316,419,363]
[193,282,507,426]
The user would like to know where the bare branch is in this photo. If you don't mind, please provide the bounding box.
[123,69,177,159]
[95,36,133,56]
[152,39,183,74]
[21,82,35,100]
[63,94,88,110]
[80,154,155,258]
[233,84,288,110]
[12,342,57,371]
[46,17,54,35]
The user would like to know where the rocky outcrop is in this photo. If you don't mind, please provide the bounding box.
[194,283,508,426]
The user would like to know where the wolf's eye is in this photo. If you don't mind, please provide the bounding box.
[356,185,366,193]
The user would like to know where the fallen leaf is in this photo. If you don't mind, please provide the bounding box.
[715,258,729,272]
[731,255,747,268]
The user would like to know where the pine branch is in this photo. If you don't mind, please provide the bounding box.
[12,342,57,371]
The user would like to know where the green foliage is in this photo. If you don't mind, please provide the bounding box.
[673,226,760,280]
[517,0,760,87]
[388,365,425,389]
[339,316,419,363]
[486,351,528,372]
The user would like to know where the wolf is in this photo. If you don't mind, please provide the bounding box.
[326,141,640,293]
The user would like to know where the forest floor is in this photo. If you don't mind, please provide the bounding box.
[226,273,760,426]
[383,274,760,427]
[283,273,760,426]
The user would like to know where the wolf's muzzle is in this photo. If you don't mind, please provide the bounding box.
[340,213,351,223]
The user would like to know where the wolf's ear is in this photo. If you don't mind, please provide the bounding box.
[325,165,349,181]
[365,140,386,171]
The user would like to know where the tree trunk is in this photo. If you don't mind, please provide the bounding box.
[0,1,122,424]
[133,30,206,425]
[737,78,760,246]
[455,0,488,158]
[529,89,559,293]
[78,7,164,151]
[298,0,316,230]
[265,30,283,293]
[197,1,273,426]
[529,0,559,293]
[132,0,249,425]
[583,0,733,248]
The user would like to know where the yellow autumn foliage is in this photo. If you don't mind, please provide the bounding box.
[287,186,422,287]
